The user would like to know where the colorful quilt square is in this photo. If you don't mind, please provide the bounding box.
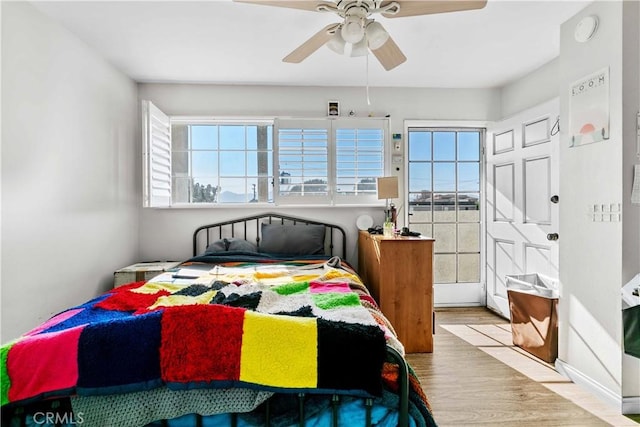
[130,282,186,294]
[309,281,351,294]
[96,290,171,313]
[148,290,217,311]
[161,305,245,383]
[6,326,84,402]
[272,281,309,295]
[1,342,12,405]
[38,301,133,334]
[211,291,262,310]
[24,309,84,336]
[240,311,317,388]
[77,311,162,390]
[317,319,386,396]
[321,269,363,284]
[311,292,361,310]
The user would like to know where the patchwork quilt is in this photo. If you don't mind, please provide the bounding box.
[1,256,394,409]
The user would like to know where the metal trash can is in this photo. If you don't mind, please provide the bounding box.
[506,274,559,363]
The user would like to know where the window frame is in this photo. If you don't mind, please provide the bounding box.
[170,116,275,205]
[274,118,332,205]
[142,101,391,208]
[405,121,486,287]
[274,117,389,206]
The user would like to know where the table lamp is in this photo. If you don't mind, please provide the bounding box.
[377,176,399,226]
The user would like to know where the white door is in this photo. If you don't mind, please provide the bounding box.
[485,99,560,318]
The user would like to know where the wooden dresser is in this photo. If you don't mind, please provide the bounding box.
[357,230,435,353]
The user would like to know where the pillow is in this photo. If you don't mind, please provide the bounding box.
[205,239,227,253]
[205,238,257,254]
[259,223,326,255]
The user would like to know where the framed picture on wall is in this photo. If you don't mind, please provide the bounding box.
[328,101,339,117]
[569,67,610,147]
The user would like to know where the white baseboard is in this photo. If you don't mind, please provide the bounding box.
[554,359,628,413]
[623,396,640,415]
[434,302,484,308]
[434,282,484,306]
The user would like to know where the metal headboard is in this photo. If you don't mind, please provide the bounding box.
[193,212,347,258]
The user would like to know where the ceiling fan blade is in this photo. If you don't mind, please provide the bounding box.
[371,35,406,71]
[234,0,335,12]
[283,23,340,63]
[380,0,487,18]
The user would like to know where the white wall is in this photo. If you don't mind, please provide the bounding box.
[501,58,561,118]
[621,0,640,404]
[557,0,640,409]
[137,84,501,265]
[1,2,140,341]
[499,0,640,411]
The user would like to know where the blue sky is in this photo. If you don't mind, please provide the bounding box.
[180,125,480,202]
[408,130,481,197]
[184,125,384,199]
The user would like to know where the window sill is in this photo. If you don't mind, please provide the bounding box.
[146,203,386,210]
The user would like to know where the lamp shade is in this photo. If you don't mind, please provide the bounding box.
[341,16,365,44]
[366,21,389,50]
[377,176,399,199]
[327,32,346,55]
[348,38,369,57]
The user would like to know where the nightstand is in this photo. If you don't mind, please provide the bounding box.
[357,230,435,353]
[114,261,181,288]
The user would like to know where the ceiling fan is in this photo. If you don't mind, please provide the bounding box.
[234,0,487,71]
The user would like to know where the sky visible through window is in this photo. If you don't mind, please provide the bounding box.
[408,130,481,198]
[407,128,482,284]
[187,124,273,202]
[184,126,479,203]
[183,124,383,202]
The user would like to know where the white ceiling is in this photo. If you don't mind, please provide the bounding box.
[31,0,591,88]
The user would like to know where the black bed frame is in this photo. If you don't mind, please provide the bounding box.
[193,212,347,258]
[4,214,414,427]
[191,212,411,427]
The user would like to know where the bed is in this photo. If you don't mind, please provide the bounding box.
[1,213,436,427]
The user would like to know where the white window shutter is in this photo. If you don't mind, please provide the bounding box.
[275,118,331,205]
[333,118,387,204]
[142,100,172,207]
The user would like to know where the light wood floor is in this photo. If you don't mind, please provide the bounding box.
[406,307,639,427]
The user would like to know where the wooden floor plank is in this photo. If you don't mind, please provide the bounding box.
[406,307,631,426]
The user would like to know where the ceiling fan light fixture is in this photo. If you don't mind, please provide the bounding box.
[243,0,482,71]
[348,38,369,57]
[341,16,365,43]
[366,21,389,50]
[326,32,346,55]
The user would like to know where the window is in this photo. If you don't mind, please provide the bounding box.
[407,128,483,284]
[275,118,386,205]
[276,120,329,203]
[142,101,388,207]
[171,120,273,204]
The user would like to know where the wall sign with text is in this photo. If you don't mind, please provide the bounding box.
[569,67,610,147]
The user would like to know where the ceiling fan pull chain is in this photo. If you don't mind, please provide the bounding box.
[366,53,371,106]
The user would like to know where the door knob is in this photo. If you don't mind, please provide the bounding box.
[547,233,559,241]
[550,195,559,203]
